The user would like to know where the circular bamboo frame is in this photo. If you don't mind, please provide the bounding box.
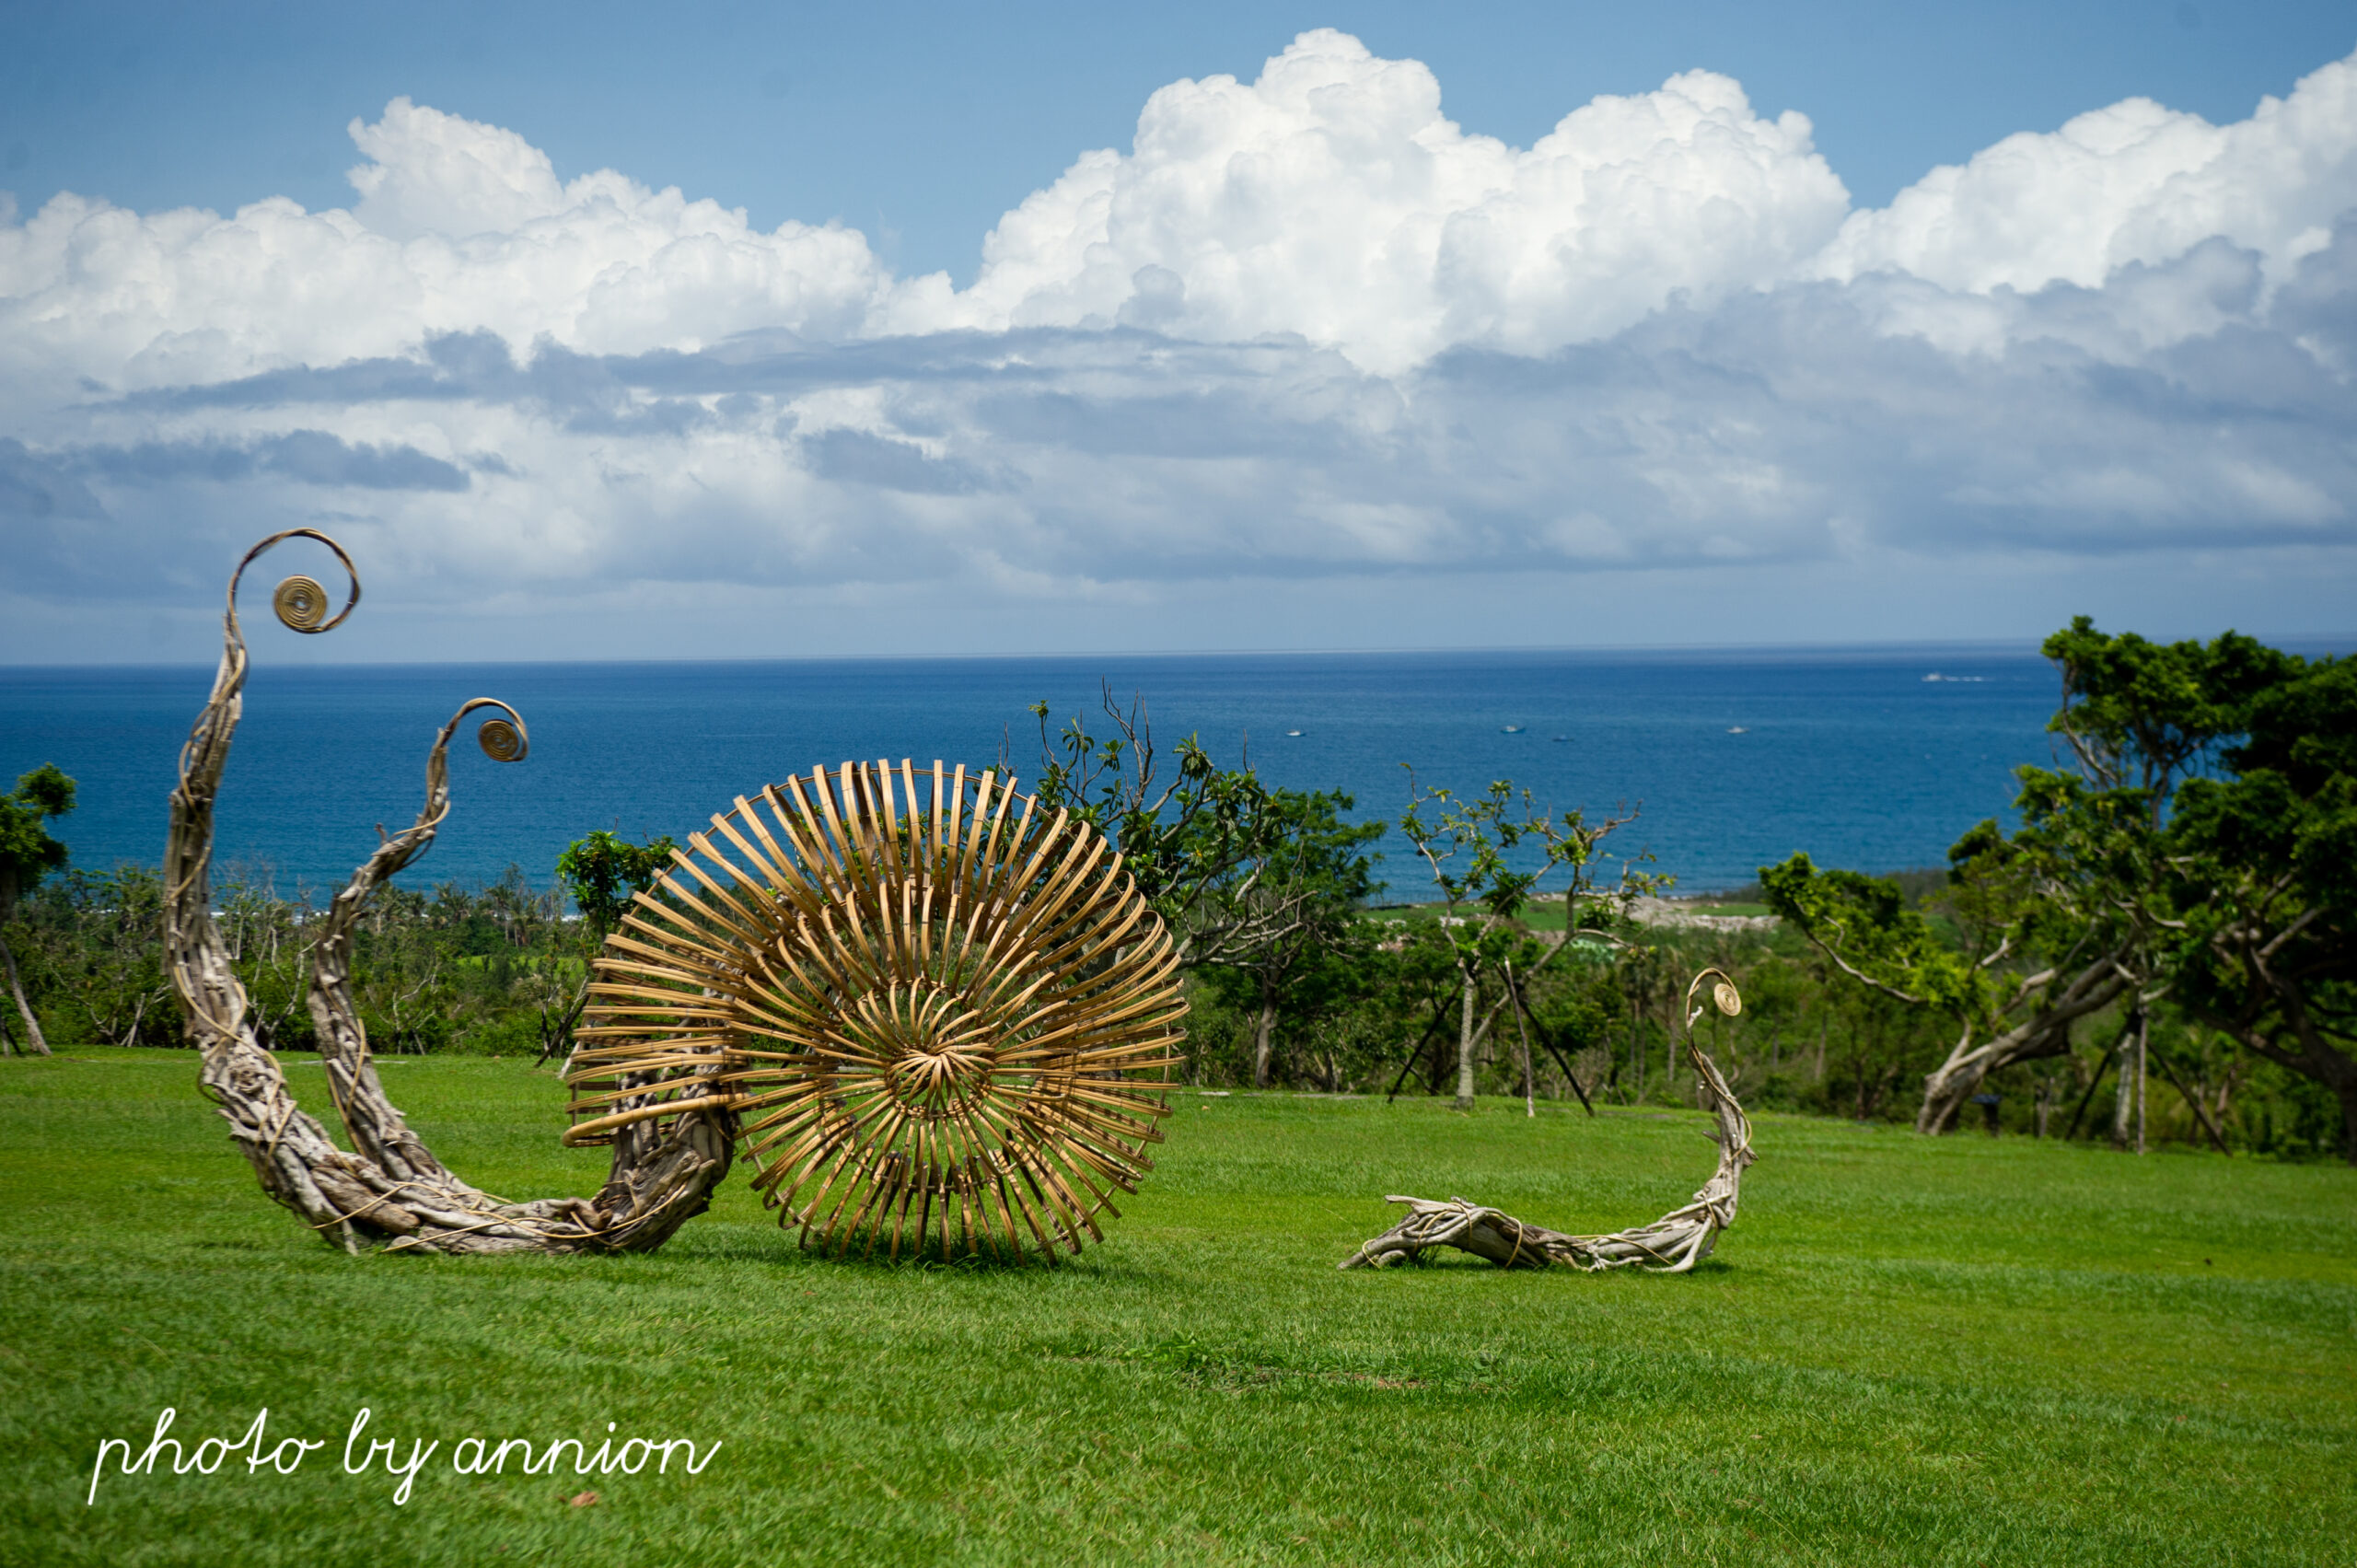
[566,761,1188,1262]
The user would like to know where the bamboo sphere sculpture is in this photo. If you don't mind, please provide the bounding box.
[565,760,1188,1262]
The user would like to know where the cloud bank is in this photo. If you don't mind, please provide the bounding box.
[4,29,2355,659]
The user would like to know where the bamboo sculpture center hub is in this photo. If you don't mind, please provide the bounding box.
[869,985,995,1112]
[566,760,1187,1263]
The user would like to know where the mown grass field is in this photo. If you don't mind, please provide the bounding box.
[4,1050,2353,1565]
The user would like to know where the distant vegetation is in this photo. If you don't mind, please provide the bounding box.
[4,621,2350,1161]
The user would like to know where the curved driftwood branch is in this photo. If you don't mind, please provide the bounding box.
[1342,968,1756,1272]
[167,532,732,1254]
[308,698,529,1183]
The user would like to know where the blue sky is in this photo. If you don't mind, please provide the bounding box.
[3,4,2354,661]
[9,1,2351,281]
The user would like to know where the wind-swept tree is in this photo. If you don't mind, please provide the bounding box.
[24,864,171,1048]
[1189,787,1384,1086]
[1763,620,2292,1133]
[1026,688,1387,1086]
[0,764,75,1054]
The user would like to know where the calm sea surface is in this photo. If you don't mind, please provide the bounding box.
[2,647,2068,900]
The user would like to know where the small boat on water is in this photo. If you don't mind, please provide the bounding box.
[1502,725,1524,734]
[1726,726,1748,734]
[1284,729,1304,738]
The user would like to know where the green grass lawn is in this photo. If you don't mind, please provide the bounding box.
[5,1051,2353,1565]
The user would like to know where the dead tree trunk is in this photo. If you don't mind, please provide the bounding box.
[1345,970,1754,1273]
[166,530,733,1255]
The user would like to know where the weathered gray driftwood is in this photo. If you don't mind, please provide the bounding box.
[1341,970,1755,1272]
[168,530,733,1254]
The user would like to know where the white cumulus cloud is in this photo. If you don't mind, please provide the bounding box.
[7,32,2357,396]
[1814,47,2357,296]
[0,97,899,408]
[941,29,1851,373]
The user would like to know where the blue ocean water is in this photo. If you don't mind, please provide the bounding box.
[1,646,2064,900]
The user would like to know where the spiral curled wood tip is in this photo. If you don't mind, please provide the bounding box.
[273,575,331,631]
[565,759,1188,1263]
[171,534,736,1256]
[477,717,527,762]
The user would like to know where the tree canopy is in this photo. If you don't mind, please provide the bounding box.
[2164,652,2357,1157]
[0,763,75,915]
[1026,687,1381,968]
[553,830,678,938]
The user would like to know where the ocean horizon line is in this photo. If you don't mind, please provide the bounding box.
[6,633,2351,676]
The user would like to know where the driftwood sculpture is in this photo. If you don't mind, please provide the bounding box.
[1342,969,1754,1272]
[565,761,1188,1262]
[168,531,734,1253]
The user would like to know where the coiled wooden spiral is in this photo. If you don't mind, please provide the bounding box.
[273,575,331,631]
[476,717,526,762]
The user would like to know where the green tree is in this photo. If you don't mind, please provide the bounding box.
[1189,787,1384,1086]
[1517,954,1625,1102]
[2165,653,2357,1160]
[1370,919,1471,1100]
[0,764,75,1054]
[1027,689,1388,1086]
[21,864,171,1049]
[555,830,679,938]
[1026,687,1307,964]
[546,829,678,1059]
